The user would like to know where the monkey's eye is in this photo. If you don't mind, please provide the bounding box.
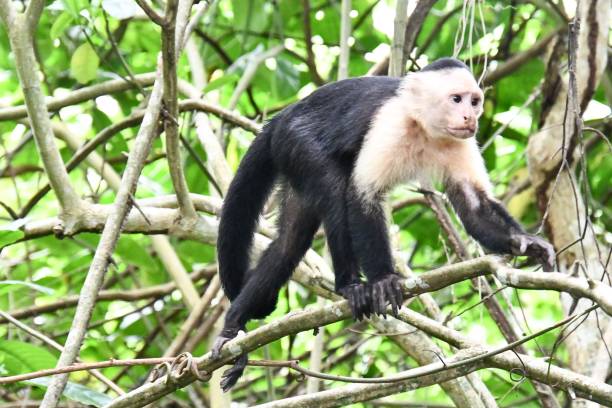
[452,95,462,103]
[471,98,480,107]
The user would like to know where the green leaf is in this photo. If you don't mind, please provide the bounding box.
[203,73,240,93]
[71,43,100,84]
[272,57,300,100]
[27,378,113,407]
[0,229,23,248]
[50,12,73,40]
[0,340,57,375]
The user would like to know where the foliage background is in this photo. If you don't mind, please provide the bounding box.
[0,0,610,407]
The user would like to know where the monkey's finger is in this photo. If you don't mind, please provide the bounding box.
[364,286,373,318]
[546,250,556,272]
[370,284,378,315]
[377,285,388,318]
[540,243,556,272]
[372,282,385,317]
[383,284,398,317]
[530,239,555,272]
[352,289,363,320]
[348,296,359,320]
[519,236,528,254]
[541,249,555,272]
[392,279,404,314]
[361,285,372,319]
[211,336,231,359]
[221,370,240,392]
[354,286,365,320]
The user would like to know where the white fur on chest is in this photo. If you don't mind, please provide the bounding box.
[353,95,491,201]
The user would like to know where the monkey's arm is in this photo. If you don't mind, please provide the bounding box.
[346,188,404,317]
[446,180,555,270]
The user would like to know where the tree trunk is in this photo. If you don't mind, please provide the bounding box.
[526,2,610,407]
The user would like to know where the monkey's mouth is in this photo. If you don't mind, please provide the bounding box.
[447,127,476,138]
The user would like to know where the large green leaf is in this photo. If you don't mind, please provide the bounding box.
[71,43,100,84]
[0,229,23,248]
[0,340,57,374]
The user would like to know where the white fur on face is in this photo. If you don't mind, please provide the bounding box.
[402,69,484,139]
[353,68,491,201]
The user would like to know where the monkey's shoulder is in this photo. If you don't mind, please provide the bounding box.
[272,76,402,136]
[302,76,402,108]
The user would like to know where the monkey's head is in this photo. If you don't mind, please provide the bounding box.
[405,58,484,140]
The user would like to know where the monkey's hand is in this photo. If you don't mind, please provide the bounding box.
[510,233,556,272]
[370,274,404,318]
[338,283,372,320]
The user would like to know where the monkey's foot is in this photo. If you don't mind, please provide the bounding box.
[338,283,372,320]
[370,275,404,318]
[220,353,248,392]
[510,233,556,272]
[210,329,248,391]
[211,327,240,359]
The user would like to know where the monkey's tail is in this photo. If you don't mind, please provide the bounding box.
[217,128,276,301]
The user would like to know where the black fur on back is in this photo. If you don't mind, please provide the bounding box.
[269,76,402,168]
[421,57,469,72]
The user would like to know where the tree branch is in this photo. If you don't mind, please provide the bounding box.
[134,0,165,26]
[401,0,436,69]
[17,99,258,219]
[337,0,351,80]
[51,122,201,310]
[301,0,325,85]
[389,0,408,78]
[482,29,561,85]
[1,357,176,385]
[0,73,157,121]
[38,0,203,396]
[24,0,44,31]
[0,266,214,322]
[39,61,165,407]
[0,4,81,213]
[162,0,197,219]
[105,262,612,407]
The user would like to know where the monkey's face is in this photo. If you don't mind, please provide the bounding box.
[411,69,484,140]
[440,70,484,139]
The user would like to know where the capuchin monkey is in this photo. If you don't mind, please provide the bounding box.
[211,57,555,390]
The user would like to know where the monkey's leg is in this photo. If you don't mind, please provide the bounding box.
[290,164,371,319]
[346,188,404,317]
[212,189,320,391]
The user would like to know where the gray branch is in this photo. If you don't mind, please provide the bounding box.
[103,256,612,407]
[0,1,81,213]
[161,0,197,219]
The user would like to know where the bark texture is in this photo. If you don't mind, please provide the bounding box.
[526,2,611,407]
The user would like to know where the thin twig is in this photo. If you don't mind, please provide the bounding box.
[0,358,176,384]
[134,0,165,25]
